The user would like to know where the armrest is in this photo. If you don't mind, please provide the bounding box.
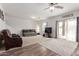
[8,36,21,40]
[7,37,22,44]
[12,34,20,37]
[13,37,21,39]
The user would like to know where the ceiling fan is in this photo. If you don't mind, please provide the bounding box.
[44,3,64,12]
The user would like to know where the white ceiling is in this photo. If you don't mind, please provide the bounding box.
[1,3,79,20]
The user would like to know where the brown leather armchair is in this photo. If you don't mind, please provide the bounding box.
[1,29,23,50]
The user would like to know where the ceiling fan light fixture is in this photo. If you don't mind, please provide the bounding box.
[49,6,54,11]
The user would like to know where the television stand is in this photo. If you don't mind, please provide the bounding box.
[43,33,52,38]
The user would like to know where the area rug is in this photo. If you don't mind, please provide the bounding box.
[39,38,78,56]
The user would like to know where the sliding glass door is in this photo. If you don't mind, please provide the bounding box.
[66,18,77,41]
[57,20,66,39]
[57,18,77,42]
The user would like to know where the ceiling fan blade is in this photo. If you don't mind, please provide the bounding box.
[54,6,63,9]
[52,3,58,5]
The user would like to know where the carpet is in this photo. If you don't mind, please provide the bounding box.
[39,38,78,56]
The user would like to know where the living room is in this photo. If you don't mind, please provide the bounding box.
[0,3,79,56]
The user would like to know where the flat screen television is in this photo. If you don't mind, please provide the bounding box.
[45,27,52,33]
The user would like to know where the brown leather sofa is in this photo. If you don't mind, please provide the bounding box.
[1,29,22,50]
[0,32,4,49]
